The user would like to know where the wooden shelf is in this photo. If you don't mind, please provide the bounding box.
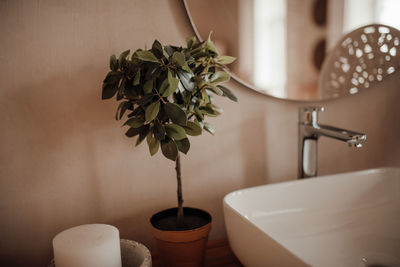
[151,239,243,267]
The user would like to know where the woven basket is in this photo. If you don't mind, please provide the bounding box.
[49,239,152,267]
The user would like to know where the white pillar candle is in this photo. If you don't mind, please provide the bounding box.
[53,224,122,267]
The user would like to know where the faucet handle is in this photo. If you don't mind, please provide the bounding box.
[299,106,325,124]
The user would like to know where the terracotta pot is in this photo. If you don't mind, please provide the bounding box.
[150,207,212,267]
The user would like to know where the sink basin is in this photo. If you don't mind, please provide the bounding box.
[223,167,400,267]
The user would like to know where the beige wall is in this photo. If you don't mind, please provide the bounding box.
[0,0,399,266]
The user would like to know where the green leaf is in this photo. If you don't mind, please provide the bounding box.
[118,78,126,95]
[186,36,197,49]
[165,124,187,140]
[115,101,125,120]
[130,106,144,117]
[176,138,190,154]
[123,117,144,128]
[138,94,153,107]
[118,50,130,68]
[176,70,195,91]
[218,85,238,102]
[143,80,153,94]
[147,133,160,156]
[216,56,236,64]
[125,126,144,137]
[200,89,210,103]
[116,91,123,101]
[125,87,138,99]
[164,45,175,57]
[162,49,170,59]
[145,101,160,123]
[159,78,169,95]
[133,70,141,86]
[171,51,185,66]
[207,85,223,96]
[206,32,217,54]
[145,65,160,80]
[102,83,118,99]
[136,50,160,63]
[152,40,163,58]
[130,125,149,145]
[191,41,204,53]
[182,63,191,72]
[118,50,130,61]
[165,103,187,126]
[200,105,221,117]
[136,131,147,146]
[183,121,202,136]
[161,139,178,161]
[153,120,166,140]
[205,41,217,54]
[162,70,179,97]
[109,55,118,71]
[115,101,131,120]
[210,71,230,84]
[194,107,204,121]
[167,70,178,88]
[103,71,121,84]
[204,122,215,135]
[192,51,207,59]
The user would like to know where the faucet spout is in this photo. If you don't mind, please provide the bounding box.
[307,124,367,147]
[298,107,366,179]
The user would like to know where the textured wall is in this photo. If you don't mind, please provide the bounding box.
[0,0,399,266]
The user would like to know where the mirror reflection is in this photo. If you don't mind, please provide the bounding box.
[184,0,400,101]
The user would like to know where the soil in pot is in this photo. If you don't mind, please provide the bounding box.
[150,207,212,267]
[151,207,211,231]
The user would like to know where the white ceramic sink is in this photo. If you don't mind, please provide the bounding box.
[223,167,400,267]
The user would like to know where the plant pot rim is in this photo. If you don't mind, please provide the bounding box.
[150,207,212,243]
[150,207,212,232]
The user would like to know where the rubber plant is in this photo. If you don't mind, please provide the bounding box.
[101,34,237,228]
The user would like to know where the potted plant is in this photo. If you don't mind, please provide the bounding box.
[101,34,237,266]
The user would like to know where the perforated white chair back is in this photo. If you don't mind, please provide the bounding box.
[319,24,400,98]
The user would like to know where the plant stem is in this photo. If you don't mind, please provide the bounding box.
[154,88,167,104]
[176,152,184,228]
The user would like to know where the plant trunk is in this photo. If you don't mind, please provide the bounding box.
[176,153,184,228]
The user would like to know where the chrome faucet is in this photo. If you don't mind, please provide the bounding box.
[298,107,367,179]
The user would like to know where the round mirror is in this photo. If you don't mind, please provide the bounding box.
[183,0,400,101]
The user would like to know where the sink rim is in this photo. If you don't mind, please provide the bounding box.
[224,166,399,205]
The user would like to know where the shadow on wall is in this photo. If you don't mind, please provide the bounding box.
[0,64,115,266]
